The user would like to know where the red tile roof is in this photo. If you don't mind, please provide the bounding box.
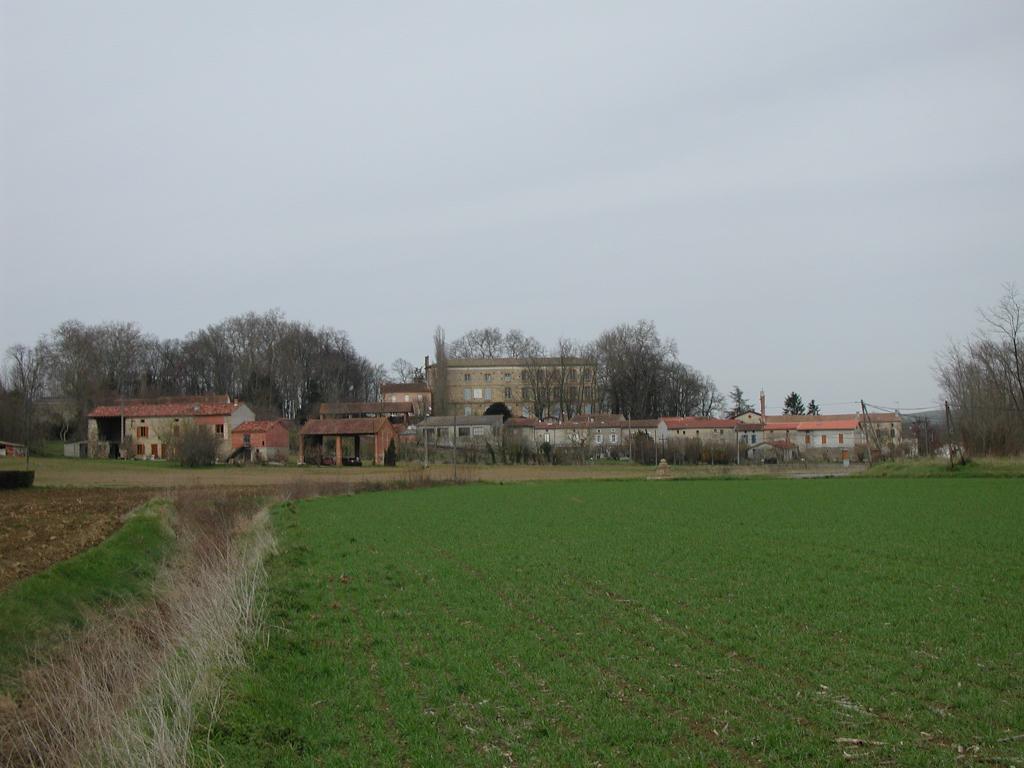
[88,401,242,418]
[300,418,392,436]
[234,420,287,434]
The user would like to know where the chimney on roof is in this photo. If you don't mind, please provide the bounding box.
[760,390,766,419]
[424,355,430,371]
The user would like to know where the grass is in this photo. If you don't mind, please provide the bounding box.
[198,479,1024,767]
[864,457,1024,478]
[0,501,174,690]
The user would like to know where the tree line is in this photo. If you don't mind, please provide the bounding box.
[1,310,382,445]
[937,284,1024,455]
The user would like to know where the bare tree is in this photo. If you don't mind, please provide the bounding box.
[979,283,1024,431]
[5,341,49,453]
[937,284,1024,455]
[389,358,425,383]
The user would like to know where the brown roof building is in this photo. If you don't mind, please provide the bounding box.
[299,417,397,466]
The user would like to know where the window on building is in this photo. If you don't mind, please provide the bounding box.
[544,431,550,442]
[521,370,528,381]
[595,433,603,444]
[404,395,410,401]
[504,387,512,398]
[137,426,149,438]
[838,433,844,444]
[522,387,531,399]
[821,435,827,445]
[750,434,756,445]
[216,423,225,437]
[523,406,530,417]
[472,426,485,436]
[458,426,470,437]
[463,388,471,400]
[484,388,492,400]
[151,443,159,457]
[484,373,492,382]
[804,433,810,444]
[568,369,577,381]
[464,373,471,382]
[136,443,144,456]
[503,372,512,381]
[610,432,618,444]
[464,406,472,416]
[473,388,483,399]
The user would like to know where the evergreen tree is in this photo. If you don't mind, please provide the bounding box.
[783,391,805,415]
[806,399,820,415]
[726,386,753,418]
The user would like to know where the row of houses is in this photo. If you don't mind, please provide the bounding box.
[410,408,905,462]
[73,383,904,466]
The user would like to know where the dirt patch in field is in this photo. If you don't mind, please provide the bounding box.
[0,488,155,591]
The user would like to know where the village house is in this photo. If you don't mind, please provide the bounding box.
[416,414,505,447]
[86,396,254,460]
[381,381,432,417]
[624,419,660,439]
[657,417,738,443]
[502,413,630,457]
[230,420,290,463]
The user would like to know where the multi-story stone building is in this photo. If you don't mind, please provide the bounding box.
[425,356,599,418]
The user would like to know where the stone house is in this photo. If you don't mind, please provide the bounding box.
[87,396,254,460]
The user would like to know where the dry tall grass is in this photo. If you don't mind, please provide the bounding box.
[0,490,272,768]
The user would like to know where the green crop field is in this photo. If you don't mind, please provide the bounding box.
[199,479,1024,767]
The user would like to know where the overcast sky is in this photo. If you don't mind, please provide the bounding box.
[2,1,1022,413]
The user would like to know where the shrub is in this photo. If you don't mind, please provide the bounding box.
[177,423,219,467]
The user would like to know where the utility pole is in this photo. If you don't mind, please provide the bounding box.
[423,422,429,470]
[944,400,962,469]
[452,411,457,481]
[860,400,873,466]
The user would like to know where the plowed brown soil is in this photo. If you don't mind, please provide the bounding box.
[0,488,154,590]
